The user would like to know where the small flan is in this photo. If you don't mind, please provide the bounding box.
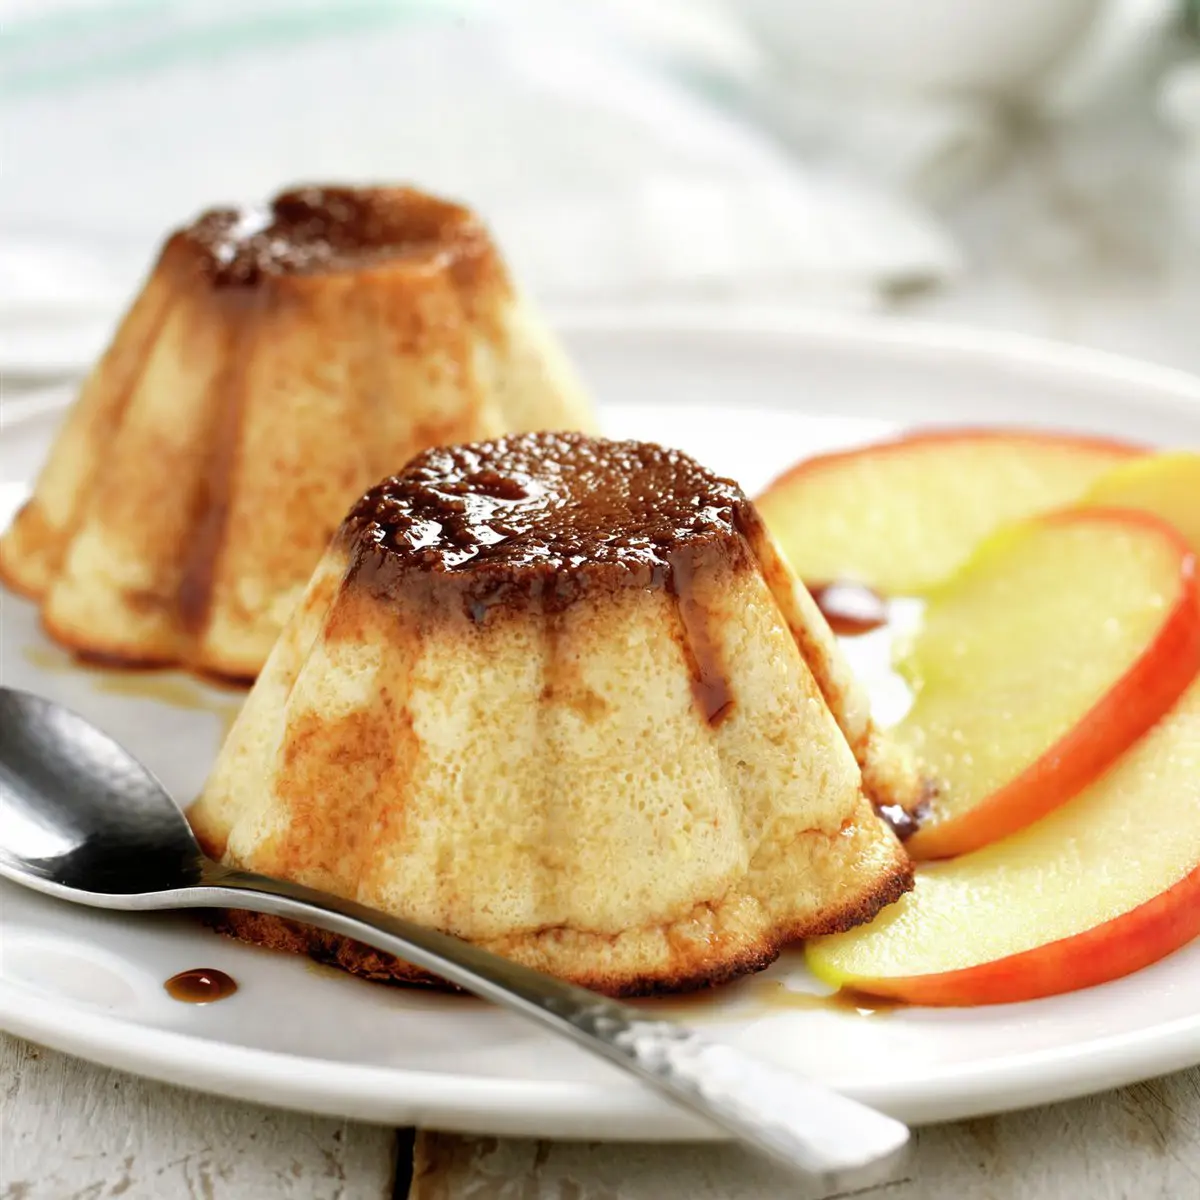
[190,432,913,995]
[0,186,595,679]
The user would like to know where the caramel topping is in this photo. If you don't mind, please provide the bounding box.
[340,432,748,614]
[182,186,482,286]
[343,433,754,725]
[345,432,753,579]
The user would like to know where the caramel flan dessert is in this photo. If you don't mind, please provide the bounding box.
[189,432,915,996]
[0,186,595,680]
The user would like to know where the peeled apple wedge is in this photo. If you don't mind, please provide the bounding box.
[898,508,1200,860]
[1083,451,1200,559]
[756,428,1138,595]
[806,676,1200,1007]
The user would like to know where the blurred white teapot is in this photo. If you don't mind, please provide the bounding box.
[732,0,1173,198]
[735,0,1105,97]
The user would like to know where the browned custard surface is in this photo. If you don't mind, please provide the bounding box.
[179,185,489,287]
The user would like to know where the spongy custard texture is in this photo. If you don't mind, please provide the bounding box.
[189,435,912,996]
[0,186,595,680]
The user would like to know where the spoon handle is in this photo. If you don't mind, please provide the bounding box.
[193,862,908,1189]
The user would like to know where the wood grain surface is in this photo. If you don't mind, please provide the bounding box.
[405,1073,1200,1199]
[5,1033,1200,1199]
[0,1036,397,1200]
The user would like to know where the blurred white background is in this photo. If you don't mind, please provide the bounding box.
[1,0,1198,372]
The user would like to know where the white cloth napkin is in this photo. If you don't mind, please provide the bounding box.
[0,3,959,377]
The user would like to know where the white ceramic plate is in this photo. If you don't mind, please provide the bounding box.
[3,309,1200,1139]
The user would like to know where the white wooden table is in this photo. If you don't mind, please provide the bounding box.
[5,114,1200,1200]
[5,1036,1200,1199]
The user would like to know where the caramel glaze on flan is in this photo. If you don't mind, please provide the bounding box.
[186,186,493,287]
[190,432,915,997]
[0,186,595,681]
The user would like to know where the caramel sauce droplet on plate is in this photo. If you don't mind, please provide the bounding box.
[809,582,888,637]
[164,968,238,1004]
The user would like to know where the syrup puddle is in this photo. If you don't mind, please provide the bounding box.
[745,979,900,1018]
[22,643,244,740]
[633,974,901,1023]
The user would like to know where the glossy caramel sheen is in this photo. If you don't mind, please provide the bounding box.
[342,432,759,618]
[182,186,485,287]
[341,434,763,724]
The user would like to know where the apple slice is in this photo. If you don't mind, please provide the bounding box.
[898,507,1200,860]
[806,676,1200,1007]
[1083,451,1200,559]
[756,428,1139,595]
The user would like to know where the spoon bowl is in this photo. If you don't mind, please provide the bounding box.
[0,688,204,898]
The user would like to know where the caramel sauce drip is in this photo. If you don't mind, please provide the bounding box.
[877,802,921,841]
[667,547,735,728]
[878,776,936,841]
[164,968,238,1004]
[809,582,888,637]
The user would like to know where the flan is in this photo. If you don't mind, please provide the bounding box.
[189,433,914,996]
[0,186,595,680]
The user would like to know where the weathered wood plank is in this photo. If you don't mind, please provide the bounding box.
[7,1032,1200,1199]
[406,1068,1200,1200]
[0,1034,397,1200]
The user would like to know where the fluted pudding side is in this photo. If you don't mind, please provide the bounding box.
[338,431,929,813]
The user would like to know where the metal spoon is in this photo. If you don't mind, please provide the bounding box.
[0,686,909,1190]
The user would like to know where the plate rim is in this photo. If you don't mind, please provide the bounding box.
[552,303,1200,405]
[4,972,1200,1135]
[3,306,1200,1137]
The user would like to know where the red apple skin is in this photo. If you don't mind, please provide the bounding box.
[909,508,1200,861]
[829,859,1200,1007]
[760,427,1142,503]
